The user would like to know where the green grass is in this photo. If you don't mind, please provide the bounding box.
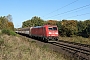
[1,29,17,36]
[59,36,90,45]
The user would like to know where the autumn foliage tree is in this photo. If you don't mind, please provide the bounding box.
[0,15,14,30]
[45,20,57,25]
[7,22,14,30]
[59,20,78,37]
[0,16,8,29]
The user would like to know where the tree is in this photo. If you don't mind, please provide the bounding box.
[31,16,44,26]
[0,15,14,30]
[45,20,57,25]
[77,20,90,37]
[22,20,33,28]
[7,22,14,30]
[6,14,12,22]
[61,20,78,37]
[0,16,8,29]
[56,21,62,36]
[22,16,45,28]
[86,24,90,37]
[77,21,85,33]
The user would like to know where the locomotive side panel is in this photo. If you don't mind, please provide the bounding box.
[31,26,46,37]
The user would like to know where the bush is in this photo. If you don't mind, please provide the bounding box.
[1,29,16,36]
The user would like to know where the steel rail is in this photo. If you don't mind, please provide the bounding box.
[51,40,90,60]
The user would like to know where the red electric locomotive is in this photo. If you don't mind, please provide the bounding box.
[31,25,58,42]
[16,25,59,42]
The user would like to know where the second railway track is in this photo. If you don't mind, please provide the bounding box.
[51,40,90,60]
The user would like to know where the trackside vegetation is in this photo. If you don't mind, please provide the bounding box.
[22,16,90,38]
[59,36,90,45]
[0,15,16,36]
[0,14,14,30]
[1,29,17,36]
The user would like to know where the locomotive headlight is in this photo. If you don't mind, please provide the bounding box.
[49,32,52,34]
[55,32,58,34]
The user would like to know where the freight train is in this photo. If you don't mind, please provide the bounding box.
[16,25,59,42]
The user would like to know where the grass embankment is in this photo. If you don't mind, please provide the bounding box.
[0,34,67,60]
[59,36,90,45]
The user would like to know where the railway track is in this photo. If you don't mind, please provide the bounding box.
[51,40,90,60]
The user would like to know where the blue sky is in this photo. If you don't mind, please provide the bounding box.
[0,0,90,28]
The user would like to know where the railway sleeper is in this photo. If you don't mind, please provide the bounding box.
[59,45,90,59]
[58,43,90,55]
[58,42,90,53]
[62,47,76,54]
[75,52,90,60]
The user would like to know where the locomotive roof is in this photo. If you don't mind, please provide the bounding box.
[33,26,43,28]
[17,25,57,30]
[33,25,57,28]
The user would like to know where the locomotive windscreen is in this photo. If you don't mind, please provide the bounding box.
[48,27,57,30]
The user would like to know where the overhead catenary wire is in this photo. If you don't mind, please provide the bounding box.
[56,6,90,18]
[43,0,79,17]
[46,4,90,19]
[65,13,90,19]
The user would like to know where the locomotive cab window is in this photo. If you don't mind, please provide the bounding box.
[48,28,53,30]
[48,27,57,30]
[53,27,57,30]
